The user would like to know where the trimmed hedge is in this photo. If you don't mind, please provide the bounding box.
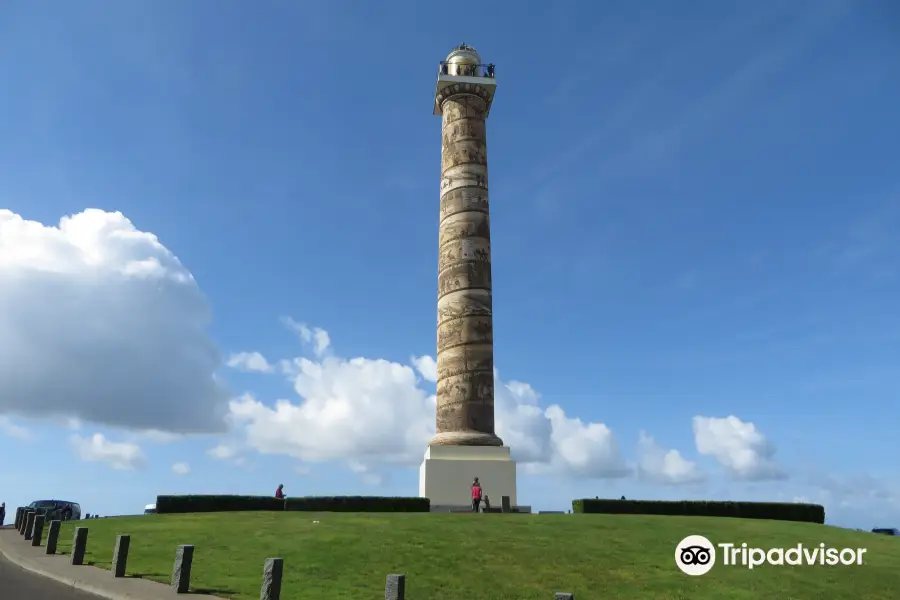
[286,496,430,512]
[156,494,430,514]
[571,499,825,524]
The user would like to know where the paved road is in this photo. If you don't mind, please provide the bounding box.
[0,554,101,600]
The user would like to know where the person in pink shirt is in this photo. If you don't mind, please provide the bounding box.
[275,484,285,499]
[471,477,483,512]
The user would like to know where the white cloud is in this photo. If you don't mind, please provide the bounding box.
[71,433,145,470]
[136,429,181,444]
[282,318,331,357]
[636,431,705,484]
[542,405,630,477]
[0,209,229,433]
[411,355,437,383]
[693,415,786,480]
[348,460,383,486]
[226,324,629,478]
[227,352,274,373]
[207,443,238,460]
[228,356,433,464]
[171,462,191,476]
[0,416,32,441]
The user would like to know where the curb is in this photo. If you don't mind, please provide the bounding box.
[0,539,149,600]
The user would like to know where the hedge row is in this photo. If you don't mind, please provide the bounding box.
[156,495,430,514]
[572,499,825,523]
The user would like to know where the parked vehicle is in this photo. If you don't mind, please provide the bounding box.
[144,503,157,514]
[28,499,82,521]
[871,528,899,536]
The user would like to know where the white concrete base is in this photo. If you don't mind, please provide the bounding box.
[419,444,517,507]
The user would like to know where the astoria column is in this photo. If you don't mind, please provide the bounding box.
[431,44,502,448]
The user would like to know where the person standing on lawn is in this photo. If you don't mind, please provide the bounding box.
[471,478,483,512]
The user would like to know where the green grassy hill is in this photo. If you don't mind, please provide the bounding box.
[54,512,897,600]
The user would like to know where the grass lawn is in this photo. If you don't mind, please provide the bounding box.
[51,512,898,600]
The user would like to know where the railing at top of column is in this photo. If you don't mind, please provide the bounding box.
[438,62,496,78]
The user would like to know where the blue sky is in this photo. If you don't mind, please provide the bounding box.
[0,0,898,528]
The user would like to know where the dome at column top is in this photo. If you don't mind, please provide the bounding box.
[446,44,481,65]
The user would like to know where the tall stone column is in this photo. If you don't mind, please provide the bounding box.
[431,46,502,448]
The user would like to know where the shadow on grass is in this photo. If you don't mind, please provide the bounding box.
[193,587,239,596]
[124,574,238,596]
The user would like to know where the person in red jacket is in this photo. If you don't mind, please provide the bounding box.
[275,484,285,499]
[471,477,483,512]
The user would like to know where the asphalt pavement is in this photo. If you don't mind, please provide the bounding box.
[0,553,101,600]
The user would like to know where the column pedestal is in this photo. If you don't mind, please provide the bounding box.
[419,444,517,509]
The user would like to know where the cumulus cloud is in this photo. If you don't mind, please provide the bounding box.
[693,415,786,480]
[226,323,629,479]
[228,358,433,464]
[411,356,437,383]
[227,352,274,373]
[171,462,191,476]
[636,432,705,484]
[0,209,229,433]
[71,433,145,470]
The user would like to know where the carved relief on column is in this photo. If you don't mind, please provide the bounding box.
[432,90,502,447]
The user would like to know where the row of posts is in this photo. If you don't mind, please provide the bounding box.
[11,506,571,600]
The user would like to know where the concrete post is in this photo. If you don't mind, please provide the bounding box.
[46,520,61,554]
[30,515,45,546]
[259,557,283,600]
[23,512,36,540]
[385,574,406,600]
[112,534,130,577]
[171,544,194,593]
[71,527,89,565]
[20,510,34,535]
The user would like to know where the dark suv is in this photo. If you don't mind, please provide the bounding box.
[28,500,82,521]
[871,528,899,536]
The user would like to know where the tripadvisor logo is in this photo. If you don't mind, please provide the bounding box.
[675,535,867,575]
